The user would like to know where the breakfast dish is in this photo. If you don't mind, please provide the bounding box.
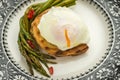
[17,0,89,77]
[1,0,116,79]
[16,0,90,77]
[31,7,89,56]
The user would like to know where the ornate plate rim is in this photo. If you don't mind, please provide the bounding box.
[1,0,115,79]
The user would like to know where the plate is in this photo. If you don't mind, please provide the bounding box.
[0,0,120,80]
[1,0,114,79]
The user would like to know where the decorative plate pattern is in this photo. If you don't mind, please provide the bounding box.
[0,0,120,80]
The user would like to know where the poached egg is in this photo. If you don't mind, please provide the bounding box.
[38,7,89,51]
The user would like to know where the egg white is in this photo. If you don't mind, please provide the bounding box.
[38,7,89,51]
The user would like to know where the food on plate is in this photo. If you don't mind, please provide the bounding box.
[17,0,89,78]
[31,7,89,56]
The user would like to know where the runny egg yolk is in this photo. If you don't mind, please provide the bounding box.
[64,29,71,48]
[38,7,90,51]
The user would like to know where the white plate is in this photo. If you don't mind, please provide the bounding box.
[2,0,114,79]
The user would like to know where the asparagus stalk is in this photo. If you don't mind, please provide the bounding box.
[51,0,63,6]
[19,33,33,51]
[39,57,49,69]
[56,0,76,6]
[22,15,29,32]
[65,1,76,7]
[19,38,50,77]
[18,37,34,75]
[46,60,57,64]
[40,53,56,59]
[38,0,54,13]
[27,60,34,75]
[19,18,32,40]
[30,55,50,77]
[20,34,56,60]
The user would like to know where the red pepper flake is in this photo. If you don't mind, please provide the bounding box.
[27,9,35,19]
[49,66,54,75]
[27,40,35,49]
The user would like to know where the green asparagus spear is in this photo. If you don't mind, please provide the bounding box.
[65,1,76,7]
[18,37,34,75]
[20,33,56,60]
[32,2,46,11]
[46,60,57,64]
[39,57,49,69]
[21,42,38,57]
[51,0,63,6]
[18,37,30,62]
[19,17,32,40]
[30,55,50,77]
[38,0,54,13]
[40,53,56,59]
[19,33,32,51]
[56,0,76,6]
[27,60,34,75]
[22,15,29,32]
[19,37,49,76]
